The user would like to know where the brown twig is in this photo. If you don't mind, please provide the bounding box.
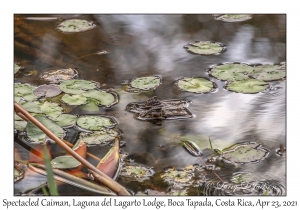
[14,101,130,196]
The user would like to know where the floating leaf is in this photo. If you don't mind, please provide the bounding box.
[119,164,154,182]
[251,64,286,81]
[96,138,120,179]
[19,101,43,114]
[41,68,77,83]
[14,63,22,74]
[184,41,225,55]
[61,94,87,106]
[40,101,63,119]
[53,114,77,127]
[208,63,254,81]
[14,83,38,102]
[76,115,116,131]
[57,19,96,33]
[51,156,81,169]
[214,14,252,22]
[26,115,64,143]
[33,84,62,98]
[176,77,216,93]
[225,79,269,93]
[78,128,120,145]
[14,120,27,131]
[59,79,97,95]
[79,99,99,111]
[218,142,270,164]
[130,76,161,91]
[180,139,203,156]
[81,90,117,107]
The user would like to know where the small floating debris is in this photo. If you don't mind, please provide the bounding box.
[76,115,117,131]
[122,76,161,93]
[225,79,269,94]
[214,14,252,22]
[119,164,155,183]
[57,19,96,33]
[184,41,225,55]
[40,68,78,83]
[33,84,62,98]
[175,77,217,93]
[78,128,120,145]
[126,96,194,123]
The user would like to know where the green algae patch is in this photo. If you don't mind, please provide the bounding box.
[176,77,216,93]
[225,79,268,94]
[184,41,225,55]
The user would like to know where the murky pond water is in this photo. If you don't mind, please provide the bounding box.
[14,14,286,196]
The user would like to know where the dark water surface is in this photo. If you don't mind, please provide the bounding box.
[14,14,286,196]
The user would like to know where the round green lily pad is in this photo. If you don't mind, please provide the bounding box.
[220,142,270,164]
[78,128,120,145]
[19,101,43,114]
[61,94,87,106]
[14,120,27,131]
[51,156,81,169]
[120,165,154,182]
[81,90,117,107]
[79,99,99,112]
[225,79,269,94]
[54,114,77,127]
[40,68,77,83]
[59,79,97,95]
[176,77,216,93]
[214,14,252,22]
[26,115,64,143]
[33,84,62,98]
[251,64,286,81]
[208,63,254,81]
[57,19,96,33]
[130,76,161,90]
[14,63,22,74]
[14,83,38,102]
[76,115,116,131]
[184,41,225,55]
[40,101,63,120]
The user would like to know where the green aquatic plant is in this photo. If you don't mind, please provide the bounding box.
[56,19,96,33]
[184,41,225,55]
[208,63,254,81]
[176,77,216,93]
[40,68,77,83]
[61,94,88,106]
[214,14,252,22]
[51,156,81,169]
[251,64,286,81]
[59,79,98,95]
[26,115,64,143]
[14,120,27,131]
[119,165,154,182]
[78,128,120,145]
[81,90,117,107]
[53,114,77,128]
[225,79,269,94]
[40,101,63,120]
[33,84,62,98]
[14,63,22,74]
[76,115,116,131]
[19,101,43,114]
[14,83,38,102]
[43,144,58,195]
[123,76,161,93]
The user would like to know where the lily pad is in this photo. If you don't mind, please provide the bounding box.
[130,76,161,91]
[81,90,118,107]
[119,165,155,182]
[40,101,63,119]
[14,63,22,74]
[54,114,77,128]
[26,115,64,143]
[40,68,78,83]
[59,79,98,95]
[78,128,120,145]
[51,156,81,169]
[57,19,96,33]
[76,115,117,131]
[184,41,225,55]
[251,64,286,81]
[225,79,269,94]
[208,63,254,81]
[19,101,43,114]
[214,14,252,22]
[61,94,87,106]
[176,77,216,93]
[14,120,27,131]
[33,84,62,98]
[14,83,38,102]
[219,142,270,164]
[79,99,99,111]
